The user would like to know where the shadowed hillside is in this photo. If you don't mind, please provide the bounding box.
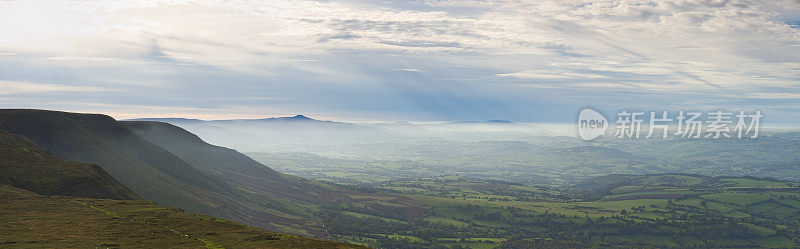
[0,109,324,235]
[0,129,139,200]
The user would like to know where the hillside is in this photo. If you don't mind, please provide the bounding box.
[0,109,322,235]
[0,186,365,249]
[0,129,139,200]
[122,121,344,203]
[0,109,424,237]
[121,120,428,236]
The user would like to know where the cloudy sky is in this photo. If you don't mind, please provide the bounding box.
[0,0,798,123]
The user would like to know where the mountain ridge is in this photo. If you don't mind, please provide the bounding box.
[0,109,328,235]
[125,114,326,123]
[0,109,426,238]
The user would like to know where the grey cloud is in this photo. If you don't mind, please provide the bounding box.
[378,40,461,48]
[317,33,362,43]
[539,42,589,58]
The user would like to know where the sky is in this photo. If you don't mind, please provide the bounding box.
[0,0,798,123]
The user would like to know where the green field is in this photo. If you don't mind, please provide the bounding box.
[320,174,800,248]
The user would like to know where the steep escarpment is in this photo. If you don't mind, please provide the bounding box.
[0,109,320,235]
[0,129,139,200]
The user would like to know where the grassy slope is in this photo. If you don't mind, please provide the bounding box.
[0,129,139,200]
[0,186,365,249]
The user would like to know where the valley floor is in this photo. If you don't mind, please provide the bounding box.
[319,175,800,248]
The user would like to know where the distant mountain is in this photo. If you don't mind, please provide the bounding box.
[125,116,539,155]
[0,129,139,200]
[449,120,513,124]
[486,120,512,123]
[126,114,323,124]
[127,114,404,152]
[248,114,317,122]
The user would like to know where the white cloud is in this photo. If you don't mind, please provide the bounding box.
[0,81,116,95]
[0,0,797,122]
